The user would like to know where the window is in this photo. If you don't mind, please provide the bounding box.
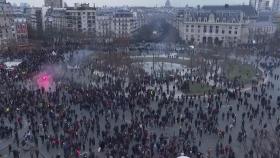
[222,30,225,34]
[203,26,207,33]
[229,31,232,34]
[215,26,219,34]
[234,31,237,34]
[209,26,213,33]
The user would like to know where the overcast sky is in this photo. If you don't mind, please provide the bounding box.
[7,0,249,7]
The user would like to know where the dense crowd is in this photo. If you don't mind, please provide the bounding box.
[0,46,280,158]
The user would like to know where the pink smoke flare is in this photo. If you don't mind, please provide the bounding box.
[35,73,53,91]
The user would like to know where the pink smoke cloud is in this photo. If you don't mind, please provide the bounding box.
[35,72,53,91]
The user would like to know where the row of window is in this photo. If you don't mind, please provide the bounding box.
[185,16,240,23]
[185,35,239,42]
[67,12,95,16]
[186,28,238,35]
[252,26,274,33]
[186,25,239,35]
[186,25,238,30]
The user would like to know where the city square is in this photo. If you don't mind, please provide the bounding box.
[1,0,280,158]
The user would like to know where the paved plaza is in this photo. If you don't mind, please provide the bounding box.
[0,50,280,158]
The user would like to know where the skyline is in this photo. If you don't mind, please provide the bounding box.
[7,0,249,7]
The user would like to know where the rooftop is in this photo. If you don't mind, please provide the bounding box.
[202,5,257,17]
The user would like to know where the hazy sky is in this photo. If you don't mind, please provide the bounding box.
[7,0,249,7]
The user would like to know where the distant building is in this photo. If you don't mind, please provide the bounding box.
[45,8,67,31]
[272,12,280,24]
[250,0,272,12]
[174,5,258,47]
[249,12,277,43]
[44,0,63,8]
[132,9,147,30]
[25,7,43,32]
[95,8,147,41]
[95,11,113,39]
[13,17,28,44]
[0,0,14,47]
[111,10,137,38]
[65,3,96,33]
[272,0,280,12]
[165,0,171,8]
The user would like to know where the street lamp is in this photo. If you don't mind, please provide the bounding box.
[189,45,195,76]
[252,39,256,54]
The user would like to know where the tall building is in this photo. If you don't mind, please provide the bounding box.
[44,0,63,8]
[250,0,272,12]
[272,0,280,12]
[13,17,28,44]
[112,10,136,38]
[95,8,147,41]
[65,3,96,33]
[96,11,113,39]
[0,0,14,47]
[25,7,43,32]
[45,8,67,31]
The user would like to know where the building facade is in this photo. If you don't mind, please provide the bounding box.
[272,0,280,12]
[65,3,96,33]
[111,10,136,38]
[132,10,147,31]
[175,5,257,47]
[248,12,277,43]
[95,11,113,38]
[25,7,43,32]
[250,0,272,12]
[0,0,14,47]
[176,10,248,46]
[45,8,67,31]
[45,0,63,8]
[95,8,147,41]
[13,17,28,44]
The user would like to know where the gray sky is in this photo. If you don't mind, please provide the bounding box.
[7,0,249,7]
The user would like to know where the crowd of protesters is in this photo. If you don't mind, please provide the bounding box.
[0,44,280,158]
